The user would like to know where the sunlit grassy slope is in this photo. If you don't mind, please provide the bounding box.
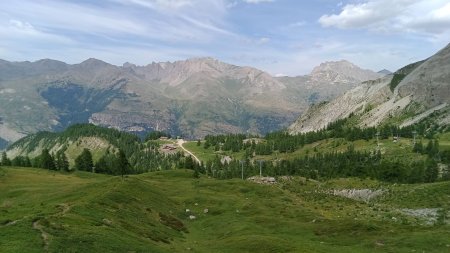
[1,167,449,252]
[184,133,450,163]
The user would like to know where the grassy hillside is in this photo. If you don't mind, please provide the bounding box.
[1,167,449,252]
[184,134,444,163]
[6,124,181,174]
[183,141,246,162]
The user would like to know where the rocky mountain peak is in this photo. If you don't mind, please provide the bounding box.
[122,62,136,68]
[378,69,392,75]
[310,60,382,84]
[78,58,113,68]
[312,60,355,72]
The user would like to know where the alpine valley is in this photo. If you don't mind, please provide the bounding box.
[2,41,450,253]
[0,57,382,148]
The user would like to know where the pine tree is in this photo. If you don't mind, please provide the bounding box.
[193,168,200,178]
[185,155,194,170]
[40,149,56,170]
[424,158,438,183]
[413,141,423,153]
[426,140,434,156]
[56,152,70,171]
[408,161,425,183]
[117,149,130,179]
[24,156,32,167]
[432,139,440,158]
[74,149,93,172]
[1,152,11,166]
[95,155,109,174]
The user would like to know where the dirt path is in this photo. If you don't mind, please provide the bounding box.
[31,203,72,251]
[33,220,50,251]
[176,139,201,164]
[1,216,28,227]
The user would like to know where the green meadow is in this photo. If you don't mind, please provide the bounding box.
[1,167,449,252]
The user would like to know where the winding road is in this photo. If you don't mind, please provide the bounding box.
[176,139,201,164]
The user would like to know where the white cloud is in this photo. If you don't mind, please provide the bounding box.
[243,0,274,4]
[226,1,238,8]
[407,2,450,34]
[319,0,415,29]
[0,0,236,44]
[319,0,450,35]
[115,0,196,12]
[0,18,74,45]
[9,19,34,31]
[257,37,270,44]
[288,21,306,28]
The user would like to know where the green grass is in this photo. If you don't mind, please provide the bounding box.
[185,131,450,166]
[183,141,246,162]
[1,167,449,252]
[185,137,432,165]
[439,132,450,151]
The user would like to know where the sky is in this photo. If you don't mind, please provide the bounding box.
[0,0,449,76]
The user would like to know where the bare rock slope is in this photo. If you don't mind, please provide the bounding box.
[289,44,450,134]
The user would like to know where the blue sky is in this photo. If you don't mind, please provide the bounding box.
[1,0,449,76]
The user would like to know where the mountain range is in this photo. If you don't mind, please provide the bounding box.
[289,43,450,134]
[0,57,382,148]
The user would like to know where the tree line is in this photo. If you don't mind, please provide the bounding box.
[2,121,449,183]
[200,116,446,156]
[197,145,445,184]
[2,124,186,175]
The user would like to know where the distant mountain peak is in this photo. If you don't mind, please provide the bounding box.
[34,58,65,64]
[186,56,218,62]
[378,69,392,75]
[122,62,136,68]
[79,58,112,67]
[310,60,382,84]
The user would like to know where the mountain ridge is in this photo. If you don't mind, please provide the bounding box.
[0,57,381,147]
[289,43,450,134]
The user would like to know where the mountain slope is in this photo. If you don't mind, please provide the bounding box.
[5,124,143,167]
[0,57,380,144]
[277,60,383,105]
[289,44,450,134]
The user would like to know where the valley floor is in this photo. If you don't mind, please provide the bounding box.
[1,167,449,252]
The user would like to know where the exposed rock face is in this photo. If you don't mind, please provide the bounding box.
[397,45,450,108]
[289,44,450,134]
[332,189,384,203]
[289,76,393,133]
[0,57,379,145]
[309,60,382,84]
